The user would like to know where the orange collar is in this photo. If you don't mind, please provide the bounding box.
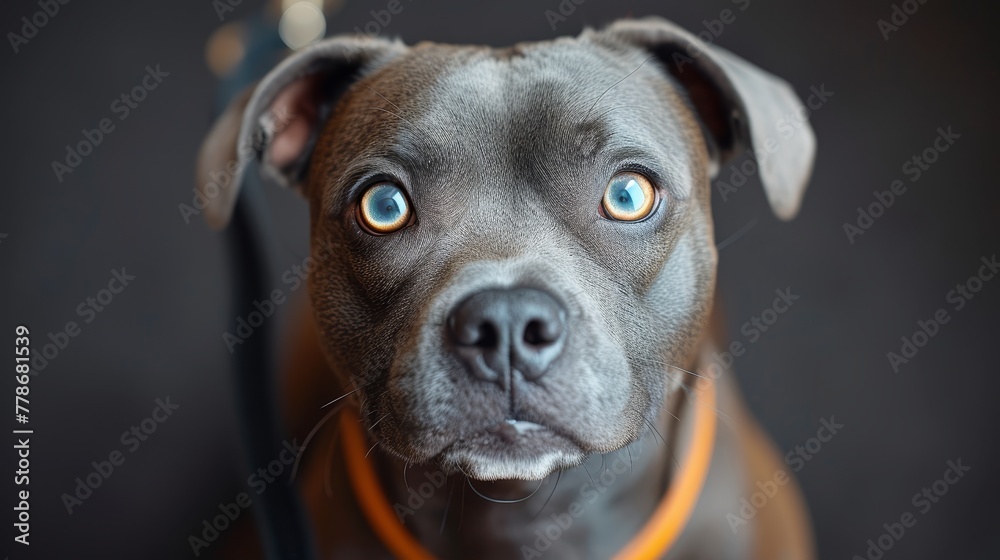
[339,376,717,560]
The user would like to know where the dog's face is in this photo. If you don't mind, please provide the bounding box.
[306,41,717,479]
[198,18,815,481]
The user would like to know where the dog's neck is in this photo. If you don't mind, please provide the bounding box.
[366,388,689,559]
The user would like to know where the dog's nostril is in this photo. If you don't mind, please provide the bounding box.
[450,314,499,349]
[473,322,499,349]
[523,319,556,346]
[523,320,543,346]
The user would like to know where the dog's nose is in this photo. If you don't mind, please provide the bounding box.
[448,288,567,383]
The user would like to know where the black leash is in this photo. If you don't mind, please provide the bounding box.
[226,176,316,560]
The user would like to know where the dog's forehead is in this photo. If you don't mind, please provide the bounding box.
[345,39,694,176]
[414,41,618,122]
[412,41,678,151]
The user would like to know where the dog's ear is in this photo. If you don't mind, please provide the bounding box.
[195,36,407,229]
[598,17,816,220]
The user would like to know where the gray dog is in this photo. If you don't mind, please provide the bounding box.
[198,16,816,560]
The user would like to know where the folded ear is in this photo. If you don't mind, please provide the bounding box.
[598,18,816,220]
[195,36,406,229]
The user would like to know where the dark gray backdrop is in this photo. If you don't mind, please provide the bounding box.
[2,0,998,558]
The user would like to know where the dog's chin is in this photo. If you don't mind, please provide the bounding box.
[438,420,585,481]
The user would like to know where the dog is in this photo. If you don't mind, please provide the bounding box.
[197,16,817,559]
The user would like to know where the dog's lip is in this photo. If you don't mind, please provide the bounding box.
[497,418,543,438]
[437,419,586,481]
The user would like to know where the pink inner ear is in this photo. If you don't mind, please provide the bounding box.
[266,77,319,170]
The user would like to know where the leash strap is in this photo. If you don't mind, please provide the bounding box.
[228,177,316,560]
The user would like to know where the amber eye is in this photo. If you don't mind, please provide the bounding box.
[357,182,413,234]
[601,172,657,221]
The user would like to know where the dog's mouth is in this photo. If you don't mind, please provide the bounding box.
[438,418,586,481]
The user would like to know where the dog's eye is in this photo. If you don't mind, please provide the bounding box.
[601,172,657,222]
[357,182,413,234]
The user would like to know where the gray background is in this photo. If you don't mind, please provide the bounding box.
[2,0,998,558]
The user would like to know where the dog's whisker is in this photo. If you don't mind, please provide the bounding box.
[460,467,546,504]
[531,469,562,521]
[358,385,390,413]
[665,438,683,474]
[582,55,656,121]
[369,413,390,430]
[664,363,715,382]
[676,382,738,426]
[367,106,448,161]
[439,476,455,535]
[591,103,651,124]
[365,85,401,109]
[321,381,372,409]
[642,413,683,473]
[364,440,381,459]
[665,408,681,422]
[290,403,346,482]
[582,460,596,487]
[634,357,717,383]
[458,474,467,533]
[644,417,667,448]
[365,85,450,159]
[320,377,375,409]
